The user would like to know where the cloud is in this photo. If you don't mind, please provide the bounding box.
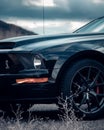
[54,0,104,20]
[24,0,56,7]
[0,0,104,21]
[0,0,104,34]
[5,18,88,34]
[0,0,42,19]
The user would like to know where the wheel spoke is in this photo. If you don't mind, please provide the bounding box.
[90,71,101,89]
[78,89,84,95]
[78,72,88,86]
[79,94,86,107]
[73,82,85,96]
[73,90,84,98]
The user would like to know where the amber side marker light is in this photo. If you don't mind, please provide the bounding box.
[16,77,48,84]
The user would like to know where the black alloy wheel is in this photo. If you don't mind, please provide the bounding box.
[61,59,104,119]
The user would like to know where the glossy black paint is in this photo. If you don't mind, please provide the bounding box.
[1,18,104,104]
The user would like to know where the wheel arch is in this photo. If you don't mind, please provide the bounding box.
[56,50,104,92]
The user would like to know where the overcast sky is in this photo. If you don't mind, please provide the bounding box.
[0,0,104,34]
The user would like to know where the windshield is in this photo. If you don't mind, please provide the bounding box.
[74,17,104,33]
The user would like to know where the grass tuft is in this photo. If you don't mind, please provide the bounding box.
[0,99,103,130]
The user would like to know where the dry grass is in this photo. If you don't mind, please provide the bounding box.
[0,99,103,130]
[0,111,103,130]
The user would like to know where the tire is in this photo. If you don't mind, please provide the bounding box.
[60,59,104,119]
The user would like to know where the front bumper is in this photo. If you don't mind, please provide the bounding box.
[0,68,58,103]
[0,69,49,78]
[0,69,52,86]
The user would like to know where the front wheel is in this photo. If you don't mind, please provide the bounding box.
[60,59,104,119]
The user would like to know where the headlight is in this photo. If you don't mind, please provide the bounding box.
[34,58,41,67]
[33,55,45,69]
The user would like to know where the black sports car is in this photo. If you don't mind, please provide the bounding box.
[0,17,104,119]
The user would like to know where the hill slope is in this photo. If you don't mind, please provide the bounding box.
[0,20,36,39]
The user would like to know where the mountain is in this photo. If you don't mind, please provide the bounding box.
[0,20,36,40]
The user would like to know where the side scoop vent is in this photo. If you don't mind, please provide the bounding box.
[0,42,15,49]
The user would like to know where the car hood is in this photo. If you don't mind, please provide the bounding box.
[0,33,104,52]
